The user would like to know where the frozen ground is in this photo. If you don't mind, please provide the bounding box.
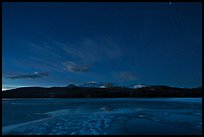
[2,98,202,135]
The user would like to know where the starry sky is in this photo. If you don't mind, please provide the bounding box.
[2,2,202,90]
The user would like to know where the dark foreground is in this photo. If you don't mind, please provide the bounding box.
[2,86,202,98]
[2,98,202,135]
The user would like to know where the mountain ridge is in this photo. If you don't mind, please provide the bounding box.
[2,84,202,98]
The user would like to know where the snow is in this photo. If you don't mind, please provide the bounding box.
[99,86,106,88]
[2,98,202,135]
[129,84,146,89]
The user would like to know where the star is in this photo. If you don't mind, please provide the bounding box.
[169,2,172,5]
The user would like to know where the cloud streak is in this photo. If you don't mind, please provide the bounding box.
[53,37,123,63]
[63,61,90,72]
[12,37,123,74]
[6,72,49,79]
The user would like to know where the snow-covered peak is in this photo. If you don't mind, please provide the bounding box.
[99,86,106,88]
[129,84,146,89]
[79,82,102,88]
[79,82,116,88]
[87,81,97,84]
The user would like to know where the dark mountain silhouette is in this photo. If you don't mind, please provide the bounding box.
[2,85,202,98]
[66,84,78,88]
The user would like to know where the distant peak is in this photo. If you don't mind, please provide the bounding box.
[66,84,78,88]
[87,81,97,84]
[129,84,146,89]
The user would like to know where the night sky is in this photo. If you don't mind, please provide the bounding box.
[2,2,202,90]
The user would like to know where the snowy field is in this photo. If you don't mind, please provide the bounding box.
[2,98,202,135]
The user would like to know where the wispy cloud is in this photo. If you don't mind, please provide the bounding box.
[6,72,49,79]
[115,71,137,81]
[53,37,123,63]
[13,36,123,74]
[63,61,90,72]
[7,40,65,72]
[23,40,63,60]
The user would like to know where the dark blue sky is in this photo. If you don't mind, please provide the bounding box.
[2,2,202,89]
